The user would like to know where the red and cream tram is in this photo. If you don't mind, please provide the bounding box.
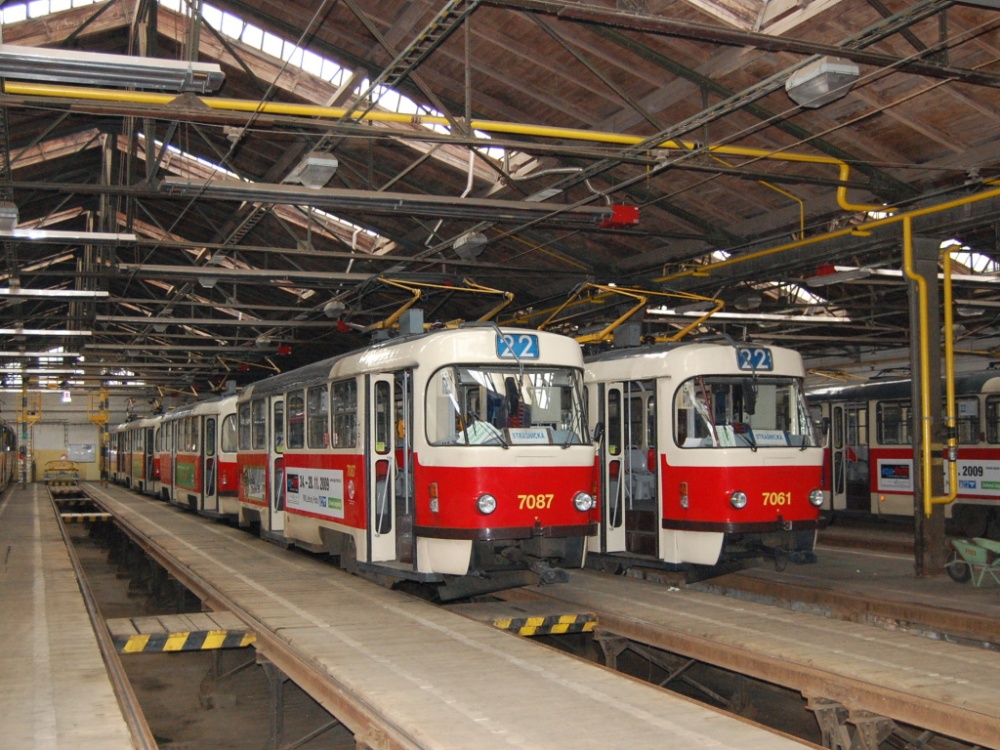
[160,394,239,517]
[808,366,1000,539]
[109,415,160,496]
[236,325,597,597]
[585,340,825,569]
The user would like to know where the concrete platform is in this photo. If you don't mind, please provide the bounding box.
[0,485,134,749]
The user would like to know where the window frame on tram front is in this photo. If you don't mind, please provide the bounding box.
[424,363,590,447]
[674,374,815,449]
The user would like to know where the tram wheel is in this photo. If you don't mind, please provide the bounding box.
[946,551,971,584]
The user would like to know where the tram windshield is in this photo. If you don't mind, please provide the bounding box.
[427,365,589,446]
[674,375,817,449]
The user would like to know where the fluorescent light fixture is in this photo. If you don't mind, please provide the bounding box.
[0,228,137,242]
[0,368,82,375]
[289,153,339,189]
[0,351,81,358]
[0,45,224,93]
[786,56,859,108]
[647,308,855,324]
[805,267,873,286]
[0,328,92,336]
[0,288,109,298]
[453,231,488,260]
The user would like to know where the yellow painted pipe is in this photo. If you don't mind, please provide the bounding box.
[4,81,883,212]
[901,217,957,516]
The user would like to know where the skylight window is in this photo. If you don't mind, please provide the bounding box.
[941,239,1000,274]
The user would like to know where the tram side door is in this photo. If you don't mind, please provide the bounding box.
[368,374,397,562]
[829,404,847,511]
[144,426,155,490]
[600,384,627,553]
[269,398,285,533]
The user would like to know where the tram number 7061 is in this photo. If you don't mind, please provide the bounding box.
[762,491,792,506]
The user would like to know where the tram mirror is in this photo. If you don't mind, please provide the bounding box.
[504,376,520,413]
[741,378,757,416]
[592,421,605,444]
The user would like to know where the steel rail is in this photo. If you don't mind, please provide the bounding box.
[49,489,159,750]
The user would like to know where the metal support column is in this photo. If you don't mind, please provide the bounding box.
[908,235,947,576]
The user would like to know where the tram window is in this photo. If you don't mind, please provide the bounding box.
[608,390,621,456]
[205,418,216,458]
[273,401,284,453]
[238,403,251,451]
[374,380,391,454]
[287,390,304,449]
[190,417,200,452]
[986,396,1000,444]
[251,399,267,451]
[956,397,980,444]
[876,401,911,445]
[221,414,237,453]
[307,386,328,448]
[628,394,645,448]
[647,397,656,451]
[331,380,357,448]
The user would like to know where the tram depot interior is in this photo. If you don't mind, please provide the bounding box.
[5,3,1000,541]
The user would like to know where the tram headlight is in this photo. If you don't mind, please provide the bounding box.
[809,488,825,507]
[730,491,748,510]
[572,491,595,512]
[476,493,498,515]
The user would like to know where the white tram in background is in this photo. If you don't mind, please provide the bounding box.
[808,366,1000,539]
[236,325,597,598]
[158,394,239,517]
[110,394,239,518]
[585,340,826,569]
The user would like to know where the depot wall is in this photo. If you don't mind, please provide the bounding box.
[0,390,186,483]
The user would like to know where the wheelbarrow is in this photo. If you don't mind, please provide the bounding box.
[945,537,1000,587]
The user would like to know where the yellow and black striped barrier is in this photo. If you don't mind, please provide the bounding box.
[447,600,598,637]
[490,612,596,637]
[107,612,256,654]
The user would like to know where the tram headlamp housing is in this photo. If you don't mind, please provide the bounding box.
[572,491,595,512]
[476,493,498,515]
[730,491,748,510]
[809,488,825,507]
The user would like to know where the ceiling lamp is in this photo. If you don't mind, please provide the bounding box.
[805,267,873,286]
[0,202,17,232]
[785,57,859,108]
[291,154,339,189]
[453,231,488,260]
[322,300,347,319]
[0,45,224,93]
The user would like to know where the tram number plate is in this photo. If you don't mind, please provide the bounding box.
[497,333,540,360]
[736,346,773,372]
